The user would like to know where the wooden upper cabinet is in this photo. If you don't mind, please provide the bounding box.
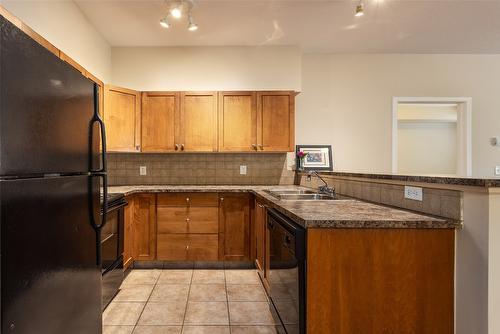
[219,193,251,261]
[218,92,257,152]
[141,92,179,152]
[132,194,156,261]
[103,85,141,152]
[257,91,295,152]
[180,92,218,152]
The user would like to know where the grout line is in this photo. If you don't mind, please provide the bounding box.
[224,269,232,334]
[131,270,159,331]
[180,269,194,333]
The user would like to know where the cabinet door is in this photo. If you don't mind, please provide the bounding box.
[103,85,141,152]
[257,91,295,152]
[255,199,266,274]
[132,194,156,261]
[219,193,250,261]
[141,92,179,152]
[123,196,134,269]
[180,92,218,152]
[218,92,257,152]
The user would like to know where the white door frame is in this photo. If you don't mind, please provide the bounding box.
[392,97,472,176]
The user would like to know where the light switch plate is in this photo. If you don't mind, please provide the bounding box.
[139,166,147,176]
[495,166,500,176]
[240,165,247,175]
[404,186,423,201]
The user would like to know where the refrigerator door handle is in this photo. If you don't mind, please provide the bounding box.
[89,83,107,174]
[88,172,107,231]
[89,172,106,267]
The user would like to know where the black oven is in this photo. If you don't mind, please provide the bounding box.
[101,193,127,310]
[267,209,306,334]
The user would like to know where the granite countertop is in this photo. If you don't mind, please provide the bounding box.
[108,185,461,229]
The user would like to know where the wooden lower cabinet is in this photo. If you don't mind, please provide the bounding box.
[157,234,218,261]
[254,199,266,274]
[156,193,220,261]
[157,206,218,234]
[219,193,251,261]
[307,229,455,334]
[124,192,253,263]
[131,194,156,261]
[123,196,134,269]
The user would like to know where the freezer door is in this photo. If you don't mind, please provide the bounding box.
[0,16,100,176]
[0,175,102,334]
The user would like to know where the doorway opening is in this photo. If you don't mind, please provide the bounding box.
[392,97,471,176]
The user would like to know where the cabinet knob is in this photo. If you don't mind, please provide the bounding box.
[185,245,189,251]
[258,145,263,150]
[220,197,224,202]
[251,144,257,150]
[186,197,190,203]
[136,145,141,151]
[175,144,180,151]
[186,218,190,223]
[181,144,185,151]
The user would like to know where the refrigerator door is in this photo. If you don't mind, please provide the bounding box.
[0,16,99,177]
[0,175,102,334]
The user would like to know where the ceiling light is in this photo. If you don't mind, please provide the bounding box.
[170,5,182,18]
[160,17,170,28]
[188,16,198,31]
[355,3,364,17]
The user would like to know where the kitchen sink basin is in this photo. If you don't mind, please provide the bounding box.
[264,190,351,201]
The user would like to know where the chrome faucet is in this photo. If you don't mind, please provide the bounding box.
[307,171,335,196]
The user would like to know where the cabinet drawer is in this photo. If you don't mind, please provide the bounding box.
[157,234,188,260]
[157,234,219,261]
[157,207,218,234]
[157,193,218,207]
[187,234,219,261]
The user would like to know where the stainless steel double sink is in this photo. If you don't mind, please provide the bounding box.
[264,189,351,201]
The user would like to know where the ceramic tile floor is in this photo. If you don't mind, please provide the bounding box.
[103,269,284,334]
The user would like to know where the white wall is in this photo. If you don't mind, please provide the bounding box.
[2,0,112,82]
[111,46,301,91]
[398,122,457,175]
[296,54,500,178]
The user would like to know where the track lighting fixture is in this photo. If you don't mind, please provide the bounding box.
[159,17,170,28]
[355,2,364,17]
[170,6,182,19]
[188,15,198,31]
[160,0,198,31]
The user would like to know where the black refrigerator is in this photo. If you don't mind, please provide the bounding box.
[0,15,107,333]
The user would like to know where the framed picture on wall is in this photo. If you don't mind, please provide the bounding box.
[296,145,333,171]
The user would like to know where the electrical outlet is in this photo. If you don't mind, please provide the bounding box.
[495,166,500,176]
[240,165,247,175]
[139,166,147,176]
[404,186,423,201]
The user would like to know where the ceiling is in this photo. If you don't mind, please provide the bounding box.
[74,0,500,53]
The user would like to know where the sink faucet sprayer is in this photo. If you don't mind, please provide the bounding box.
[307,171,335,196]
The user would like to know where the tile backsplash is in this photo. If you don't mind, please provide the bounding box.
[299,174,463,220]
[108,153,295,186]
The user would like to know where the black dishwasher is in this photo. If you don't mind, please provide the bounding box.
[267,209,306,334]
